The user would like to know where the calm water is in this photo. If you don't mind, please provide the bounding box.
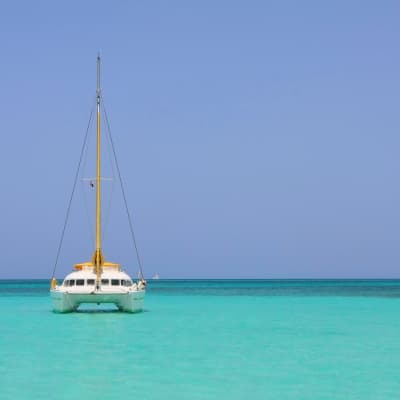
[1,279,399,399]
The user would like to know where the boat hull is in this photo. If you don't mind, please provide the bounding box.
[50,289,145,313]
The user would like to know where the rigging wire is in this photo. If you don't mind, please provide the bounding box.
[81,177,95,246]
[101,97,145,279]
[102,107,117,244]
[80,97,96,246]
[51,106,95,279]
[102,177,116,244]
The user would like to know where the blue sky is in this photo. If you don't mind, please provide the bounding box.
[1,1,400,278]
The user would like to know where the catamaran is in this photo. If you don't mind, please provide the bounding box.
[50,56,146,312]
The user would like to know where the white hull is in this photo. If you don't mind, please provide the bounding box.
[51,289,145,313]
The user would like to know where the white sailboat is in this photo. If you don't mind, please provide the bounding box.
[50,56,146,312]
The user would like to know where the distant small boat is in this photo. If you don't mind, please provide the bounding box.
[152,273,160,280]
[50,56,146,312]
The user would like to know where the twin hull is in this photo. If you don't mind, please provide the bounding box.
[51,290,145,313]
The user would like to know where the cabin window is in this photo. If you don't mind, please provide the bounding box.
[111,279,120,286]
[69,280,75,286]
[63,280,69,286]
[101,279,109,285]
[125,280,132,287]
[87,279,95,285]
[121,280,126,286]
[76,279,84,286]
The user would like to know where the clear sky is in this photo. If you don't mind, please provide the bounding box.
[1,1,400,279]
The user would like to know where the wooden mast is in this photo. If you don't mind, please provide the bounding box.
[93,55,104,282]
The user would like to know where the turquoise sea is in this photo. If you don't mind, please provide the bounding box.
[1,279,400,400]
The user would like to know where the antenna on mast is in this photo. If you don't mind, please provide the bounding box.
[97,54,101,102]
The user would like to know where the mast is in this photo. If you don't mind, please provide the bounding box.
[93,55,104,281]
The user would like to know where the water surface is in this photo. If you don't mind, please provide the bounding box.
[0,279,399,399]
